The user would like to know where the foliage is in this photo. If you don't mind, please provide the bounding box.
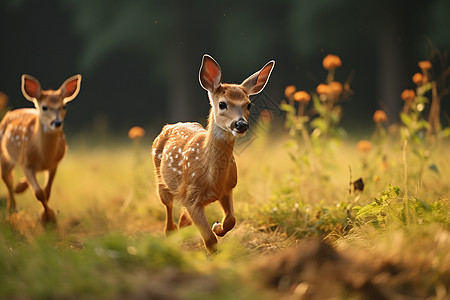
[280,54,350,180]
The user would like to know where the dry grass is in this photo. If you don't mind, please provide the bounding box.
[0,132,449,299]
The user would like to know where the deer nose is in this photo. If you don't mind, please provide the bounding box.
[234,119,249,133]
[52,120,63,128]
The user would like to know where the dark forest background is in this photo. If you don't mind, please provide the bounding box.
[1,0,449,137]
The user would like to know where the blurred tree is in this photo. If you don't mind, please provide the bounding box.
[286,0,437,124]
[0,0,448,132]
[62,0,285,123]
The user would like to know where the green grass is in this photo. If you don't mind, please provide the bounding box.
[0,132,449,299]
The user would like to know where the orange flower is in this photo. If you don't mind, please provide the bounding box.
[418,60,432,71]
[0,92,8,111]
[329,81,343,97]
[259,109,273,122]
[400,89,415,101]
[316,83,331,95]
[128,126,145,139]
[357,140,372,153]
[322,54,342,70]
[373,110,387,123]
[293,91,311,103]
[412,72,423,85]
[284,85,296,98]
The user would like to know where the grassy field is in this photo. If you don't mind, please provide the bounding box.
[0,125,449,299]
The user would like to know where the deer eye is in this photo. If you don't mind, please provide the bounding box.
[219,102,227,110]
[247,103,252,110]
[42,106,48,112]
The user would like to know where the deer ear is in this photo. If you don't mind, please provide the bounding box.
[60,74,82,104]
[199,55,222,92]
[21,74,41,102]
[241,60,275,95]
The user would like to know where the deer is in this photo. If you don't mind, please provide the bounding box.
[0,74,81,225]
[152,55,274,253]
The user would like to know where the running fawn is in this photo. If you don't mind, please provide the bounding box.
[0,74,81,224]
[152,55,274,252]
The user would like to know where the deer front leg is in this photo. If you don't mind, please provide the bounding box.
[23,167,56,224]
[212,193,236,237]
[186,204,218,253]
[44,167,57,202]
[1,160,17,215]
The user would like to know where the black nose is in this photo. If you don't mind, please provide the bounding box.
[52,120,63,128]
[235,119,249,133]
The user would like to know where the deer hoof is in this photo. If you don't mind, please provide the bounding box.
[212,221,222,233]
[41,209,57,227]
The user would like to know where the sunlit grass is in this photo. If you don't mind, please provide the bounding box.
[0,130,449,299]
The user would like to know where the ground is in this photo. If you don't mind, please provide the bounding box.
[0,132,449,300]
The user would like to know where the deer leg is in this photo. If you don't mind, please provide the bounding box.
[44,168,57,202]
[178,208,192,228]
[23,167,56,224]
[157,184,177,234]
[212,193,236,237]
[14,177,29,193]
[1,160,17,214]
[186,204,218,253]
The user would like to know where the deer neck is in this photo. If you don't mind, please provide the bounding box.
[204,109,235,173]
[35,118,63,157]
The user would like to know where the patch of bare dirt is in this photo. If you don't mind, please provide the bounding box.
[254,238,448,299]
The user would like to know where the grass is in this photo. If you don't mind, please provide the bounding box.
[0,130,449,299]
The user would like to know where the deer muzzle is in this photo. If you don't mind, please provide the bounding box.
[51,119,63,128]
[233,119,249,133]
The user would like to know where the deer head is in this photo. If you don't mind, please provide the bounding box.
[199,55,275,138]
[21,74,81,132]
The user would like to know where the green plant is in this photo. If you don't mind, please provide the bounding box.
[280,54,351,178]
[353,184,449,229]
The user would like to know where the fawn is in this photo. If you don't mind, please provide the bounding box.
[0,74,81,224]
[152,55,274,252]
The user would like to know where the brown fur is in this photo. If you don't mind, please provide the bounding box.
[0,74,81,225]
[152,55,274,252]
